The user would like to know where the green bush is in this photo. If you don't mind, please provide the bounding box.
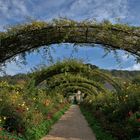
[80,105,116,140]
[0,81,69,139]
[0,128,23,140]
[82,83,140,139]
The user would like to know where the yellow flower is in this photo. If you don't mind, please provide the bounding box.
[26,107,29,111]
[3,117,6,120]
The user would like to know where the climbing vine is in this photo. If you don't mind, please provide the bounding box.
[33,60,121,92]
[0,18,140,65]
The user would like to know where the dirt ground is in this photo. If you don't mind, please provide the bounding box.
[41,105,96,140]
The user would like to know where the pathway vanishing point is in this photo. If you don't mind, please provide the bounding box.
[41,105,96,140]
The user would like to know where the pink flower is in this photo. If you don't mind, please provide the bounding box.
[128,111,133,117]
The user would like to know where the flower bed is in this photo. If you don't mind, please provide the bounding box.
[0,81,69,140]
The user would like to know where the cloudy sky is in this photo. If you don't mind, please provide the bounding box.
[0,0,140,75]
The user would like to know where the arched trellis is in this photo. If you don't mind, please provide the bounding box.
[57,85,95,96]
[33,60,121,91]
[52,82,99,95]
[0,19,140,64]
[46,74,106,93]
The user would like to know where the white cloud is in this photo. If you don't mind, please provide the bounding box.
[0,0,129,30]
[124,63,140,71]
[120,53,135,62]
[0,0,30,31]
[0,62,30,76]
[67,0,128,21]
[121,54,129,62]
[0,0,29,19]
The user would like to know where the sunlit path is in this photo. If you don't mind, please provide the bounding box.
[41,105,96,140]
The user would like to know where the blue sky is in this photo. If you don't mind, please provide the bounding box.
[0,0,140,75]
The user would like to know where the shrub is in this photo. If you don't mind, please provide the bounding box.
[82,82,140,139]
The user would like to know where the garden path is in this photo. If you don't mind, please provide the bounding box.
[41,105,96,140]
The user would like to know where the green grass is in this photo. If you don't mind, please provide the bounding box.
[80,105,117,140]
[0,128,24,140]
[24,104,70,140]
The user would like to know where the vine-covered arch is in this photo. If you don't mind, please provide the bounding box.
[52,83,99,95]
[46,74,106,93]
[33,60,121,91]
[57,85,95,96]
[0,19,140,64]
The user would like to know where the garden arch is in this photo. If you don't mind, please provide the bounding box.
[33,60,121,91]
[0,19,140,64]
[57,85,95,96]
[52,83,100,95]
[0,19,140,95]
[45,74,106,93]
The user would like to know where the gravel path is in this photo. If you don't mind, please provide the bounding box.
[41,105,96,140]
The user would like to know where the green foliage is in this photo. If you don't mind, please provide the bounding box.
[0,80,69,139]
[0,128,23,140]
[1,18,140,66]
[0,60,139,139]
[5,20,48,35]
[1,18,139,40]
[132,75,140,84]
[33,59,120,92]
[108,70,140,80]
[80,106,116,140]
[24,106,69,140]
[82,82,140,139]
